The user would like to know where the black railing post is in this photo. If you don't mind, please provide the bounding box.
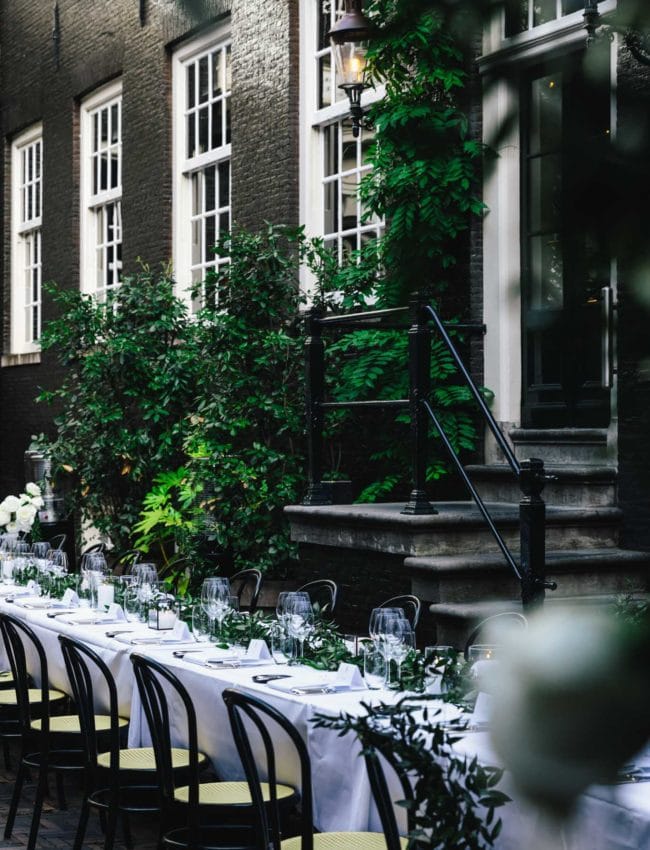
[519,458,549,610]
[402,299,436,515]
[303,309,330,506]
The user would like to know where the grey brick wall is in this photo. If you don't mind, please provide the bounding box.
[0,0,298,497]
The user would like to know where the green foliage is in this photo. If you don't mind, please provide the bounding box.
[362,0,485,304]
[37,268,201,549]
[314,697,508,849]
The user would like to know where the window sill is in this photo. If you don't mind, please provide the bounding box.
[1,351,42,368]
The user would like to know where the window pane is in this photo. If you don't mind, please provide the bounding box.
[530,74,562,155]
[319,55,332,108]
[529,233,563,309]
[212,49,223,97]
[225,46,232,92]
[324,124,338,177]
[212,101,223,149]
[198,106,209,153]
[528,153,561,233]
[111,103,119,144]
[187,63,196,109]
[218,161,230,208]
[205,166,216,211]
[199,56,209,102]
[533,0,556,26]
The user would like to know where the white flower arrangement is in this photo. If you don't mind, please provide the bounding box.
[0,483,44,534]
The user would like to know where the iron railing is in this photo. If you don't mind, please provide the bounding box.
[302,298,557,610]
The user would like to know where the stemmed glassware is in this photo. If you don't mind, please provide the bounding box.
[285,595,315,659]
[201,577,231,639]
[369,608,414,688]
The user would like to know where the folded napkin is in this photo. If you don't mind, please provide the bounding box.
[245,638,272,661]
[267,663,367,695]
[60,588,80,607]
[14,596,51,609]
[62,612,117,625]
[106,603,126,622]
[185,652,239,667]
[163,620,191,642]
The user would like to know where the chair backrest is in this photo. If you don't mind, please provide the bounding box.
[379,594,421,630]
[296,579,338,616]
[48,533,66,551]
[109,548,143,575]
[223,688,409,850]
[130,654,202,818]
[463,611,528,659]
[79,542,106,558]
[0,613,56,742]
[58,635,122,777]
[230,568,263,613]
[362,732,416,850]
[222,688,313,850]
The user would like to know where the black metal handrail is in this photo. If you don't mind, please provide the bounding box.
[424,304,521,477]
[302,298,556,610]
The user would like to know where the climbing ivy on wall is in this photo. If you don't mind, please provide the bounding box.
[318,0,487,500]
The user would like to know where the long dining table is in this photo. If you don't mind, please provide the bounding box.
[0,590,649,849]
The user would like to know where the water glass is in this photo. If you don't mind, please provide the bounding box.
[271,629,294,665]
[363,647,387,690]
[191,604,211,642]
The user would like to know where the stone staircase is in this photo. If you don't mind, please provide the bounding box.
[410,427,650,645]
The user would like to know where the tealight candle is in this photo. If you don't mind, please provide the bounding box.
[96,582,115,611]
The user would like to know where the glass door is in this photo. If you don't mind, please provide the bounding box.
[521,54,612,427]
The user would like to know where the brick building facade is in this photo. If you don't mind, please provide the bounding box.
[1,0,649,586]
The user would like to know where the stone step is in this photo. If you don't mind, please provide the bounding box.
[407,547,650,604]
[510,427,611,465]
[428,592,648,648]
[464,463,617,507]
[286,501,622,558]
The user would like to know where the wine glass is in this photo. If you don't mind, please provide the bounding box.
[286,596,314,659]
[376,613,410,688]
[201,577,230,638]
[276,591,309,630]
[191,604,210,642]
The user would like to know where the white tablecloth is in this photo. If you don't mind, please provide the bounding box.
[1,594,649,845]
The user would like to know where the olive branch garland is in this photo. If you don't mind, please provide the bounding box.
[313,696,509,850]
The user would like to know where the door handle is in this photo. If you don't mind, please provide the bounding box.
[601,285,614,389]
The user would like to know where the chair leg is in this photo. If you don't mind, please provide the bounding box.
[4,760,26,839]
[104,802,119,850]
[73,796,91,850]
[122,810,134,850]
[3,738,12,771]
[26,766,49,850]
[56,770,67,809]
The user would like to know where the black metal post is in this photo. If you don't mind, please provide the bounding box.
[402,299,436,515]
[303,309,330,506]
[519,458,553,609]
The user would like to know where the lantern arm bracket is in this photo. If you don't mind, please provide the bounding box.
[584,3,650,65]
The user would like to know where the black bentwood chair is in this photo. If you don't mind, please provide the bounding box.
[230,569,263,613]
[379,595,421,630]
[0,613,93,850]
[59,635,185,850]
[296,579,338,616]
[463,611,528,660]
[131,654,295,850]
[223,688,409,850]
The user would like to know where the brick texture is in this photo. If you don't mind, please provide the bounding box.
[0,0,298,499]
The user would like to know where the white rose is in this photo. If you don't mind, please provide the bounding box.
[2,495,21,512]
[0,508,10,526]
[30,496,45,509]
[5,521,18,533]
[16,504,37,525]
[490,608,650,817]
[25,482,41,497]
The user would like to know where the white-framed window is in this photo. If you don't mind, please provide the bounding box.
[506,0,585,35]
[10,124,43,355]
[80,80,123,301]
[172,27,232,312]
[300,0,384,274]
